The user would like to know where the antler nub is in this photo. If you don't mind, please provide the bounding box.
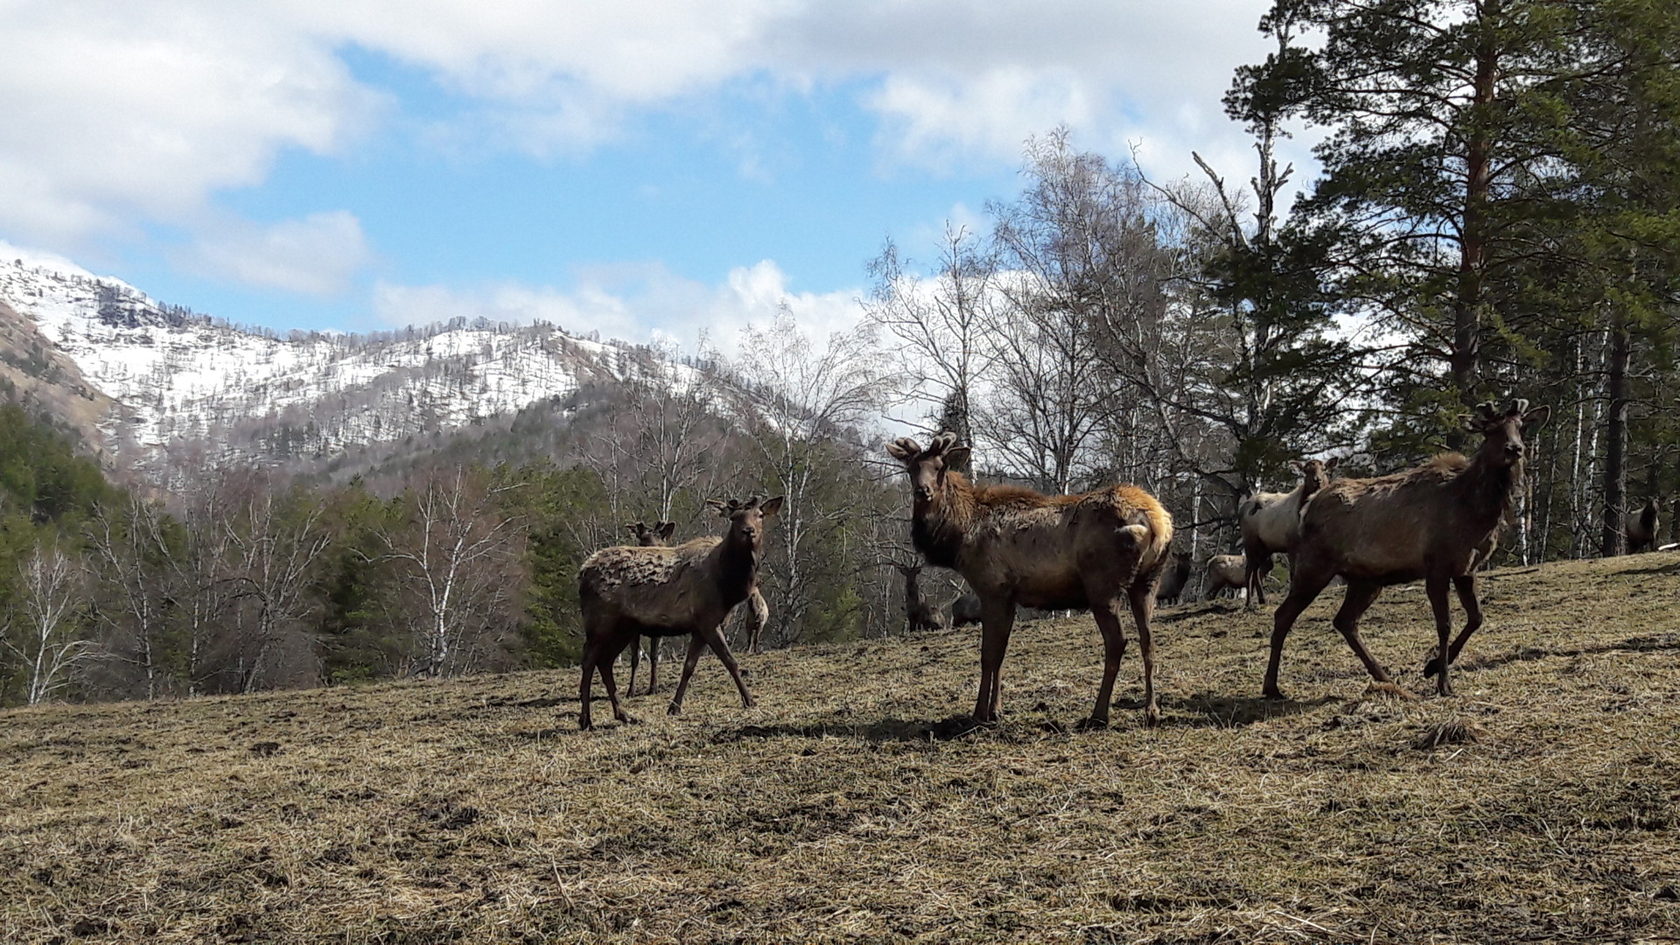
[1508,398,1529,417]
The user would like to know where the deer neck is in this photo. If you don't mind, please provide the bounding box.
[911,472,977,569]
[1455,450,1521,532]
[713,532,760,606]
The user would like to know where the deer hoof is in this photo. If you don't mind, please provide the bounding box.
[1262,685,1287,701]
[1144,705,1161,728]
[578,717,594,731]
[1422,655,1444,677]
[617,712,639,725]
[666,703,683,716]
[1076,716,1109,732]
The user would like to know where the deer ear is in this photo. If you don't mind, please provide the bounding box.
[1325,457,1339,471]
[758,496,785,517]
[624,522,640,534]
[886,438,921,462]
[657,522,676,540]
[943,446,971,470]
[1522,404,1551,430]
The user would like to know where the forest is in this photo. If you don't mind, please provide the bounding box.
[1,0,1677,707]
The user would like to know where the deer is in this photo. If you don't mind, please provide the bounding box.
[1203,553,1248,600]
[1262,399,1550,701]
[1239,458,1336,607]
[623,521,675,696]
[950,593,982,628]
[1155,550,1193,605]
[895,562,947,633]
[886,433,1173,728]
[624,520,772,694]
[576,496,782,729]
[1627,497,1661,553]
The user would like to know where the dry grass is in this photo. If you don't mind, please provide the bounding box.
[4,555,1680,944]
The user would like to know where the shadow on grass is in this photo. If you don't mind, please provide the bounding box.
[1461,633,1680,673]
[713,713,998,744]
[1168,691,1338,729]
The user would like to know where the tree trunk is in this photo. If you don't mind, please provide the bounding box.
[1601,316,1630,556]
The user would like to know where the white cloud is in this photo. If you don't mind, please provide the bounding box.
[0,1,383,249]
[373,259,864,358]
[184,211,372,296]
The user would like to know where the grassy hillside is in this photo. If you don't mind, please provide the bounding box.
[3,554,1678,943]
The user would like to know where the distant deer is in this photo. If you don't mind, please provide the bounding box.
[1239,458,1336,607]
[1203,554,1248,600]
[950,593,982,628]
[623,521,675,696]
[1155,550,1193,605]
[577,496,782,729]
[895,562,947,633]
[1263,400,1550,700]
[887,433,1173,727]
[1626,497,1661,553]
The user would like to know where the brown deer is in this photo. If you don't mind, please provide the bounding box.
[950,592,982,628]
[886,433,1173,727]
[576,496,782,729]
[1239,458,1336,607]
[623,521,675,696]
[1203,553,1248,600]
[895,562,947,633]
[1262,399,1550,700]
[1155,550,1193,605]
[1626,497,1661,553]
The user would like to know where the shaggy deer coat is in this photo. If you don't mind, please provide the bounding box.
[576,497,782,729]
[888,433,1173,727]
[1239,459,1335,607]
[1627,498,1661,554]
[1263,400,1549,700]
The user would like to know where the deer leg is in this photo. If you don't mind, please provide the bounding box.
[577,639,601,730]
[747,589,768,654]
[647,637,660,695]
[596,637,636,724]
[1262,569,1334,699]
[974,598,1016,723]
[1426,575,1484,678]
[1423,576,1455,696]
[1083,603,1128,729]
[1332,579,1390,684]
[627,636,641,696]
[667,634,708,716]
[1128,581,1160,727]
[698,624,755,709]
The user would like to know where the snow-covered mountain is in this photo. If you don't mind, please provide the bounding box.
[0,250,699,474]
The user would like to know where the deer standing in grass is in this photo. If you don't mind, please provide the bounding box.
[1263,400,1549,700]
[1626,498,1661,553]
[1239,458,1336,607]
[624,520,772,694]
[887,433,1173,727]
[623,521,675,696]
[576,496,782,729]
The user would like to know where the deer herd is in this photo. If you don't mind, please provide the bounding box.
[576,398,1661,731]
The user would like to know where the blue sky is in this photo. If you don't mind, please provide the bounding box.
[2,0,1288,347]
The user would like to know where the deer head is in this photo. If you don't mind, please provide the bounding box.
[706,494,785,551]
[885,432,972,507]
[1463,399,1551,469]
